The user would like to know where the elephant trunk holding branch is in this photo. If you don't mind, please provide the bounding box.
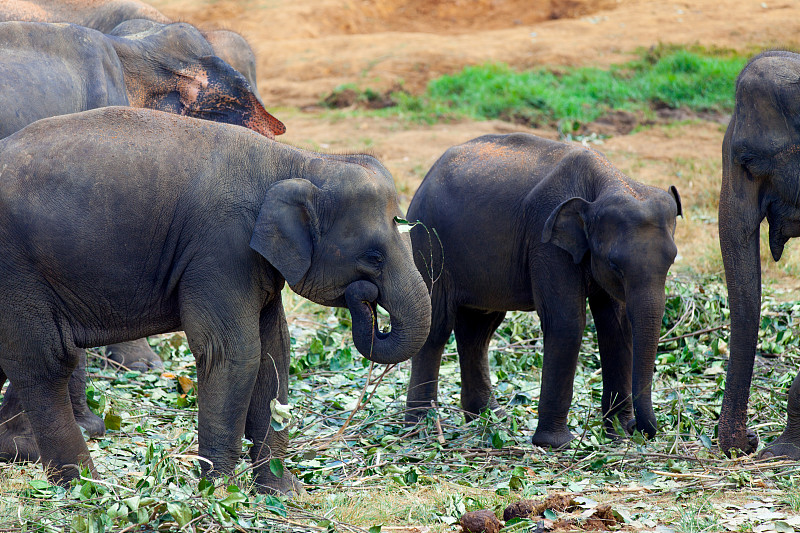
[719,51,800,460]
[405,133,681,447]
[0,107,431,491]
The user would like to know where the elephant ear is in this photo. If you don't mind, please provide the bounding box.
[542,197,591,264]
[669,185,683,217]
[250,179,320,286]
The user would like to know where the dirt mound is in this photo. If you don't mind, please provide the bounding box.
[324,0,621,35]
[162,0,620,38]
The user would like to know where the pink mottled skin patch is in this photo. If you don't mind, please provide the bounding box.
[588,148,643,199]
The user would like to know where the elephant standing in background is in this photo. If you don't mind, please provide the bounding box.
[0,0,262,94]
[0,107,431,491]
[405,133,681,447]
[0,20,284,141]
[719,51,800,460]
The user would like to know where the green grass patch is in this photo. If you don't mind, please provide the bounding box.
[327,46,750,130]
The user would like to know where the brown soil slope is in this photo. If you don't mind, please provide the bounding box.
[153,0,800,107]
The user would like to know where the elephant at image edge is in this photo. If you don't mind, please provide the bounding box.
[0,106,431,492]
[0,0,262,94]
[405,133,681,447]
[718,50,800,460]
[0,18,287,452]
[0,18,285,371]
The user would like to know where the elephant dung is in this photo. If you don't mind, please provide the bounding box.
[503,493,578,521]
[459,510,501,533]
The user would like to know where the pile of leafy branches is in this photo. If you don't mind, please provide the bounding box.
[1,274,799,532]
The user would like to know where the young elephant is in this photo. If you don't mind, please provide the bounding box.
[405,133,681,448]
[719,51,800,460]
[0,107,431,492]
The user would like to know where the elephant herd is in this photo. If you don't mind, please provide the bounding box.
[0,0,796,496]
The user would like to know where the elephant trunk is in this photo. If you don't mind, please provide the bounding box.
[717,146,763,456]
[626,284,666,438]
[345,271,432,365]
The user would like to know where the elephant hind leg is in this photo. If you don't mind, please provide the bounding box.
[759,371,800,460]
[453,307,507,421]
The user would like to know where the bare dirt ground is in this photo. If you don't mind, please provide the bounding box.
[151,0,800,293]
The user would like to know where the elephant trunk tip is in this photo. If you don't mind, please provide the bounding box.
[345,279,428,365]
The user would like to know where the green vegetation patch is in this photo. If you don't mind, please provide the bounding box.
[327,46,750,130]
[2,275,799,531]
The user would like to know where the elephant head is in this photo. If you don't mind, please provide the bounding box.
[108,20,285,139]
[543,187,681,437]
[250,156,432,365]
[718,51,800,457]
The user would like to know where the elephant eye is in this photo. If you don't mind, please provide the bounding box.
[361,250,385,267]
[608,260,622,275]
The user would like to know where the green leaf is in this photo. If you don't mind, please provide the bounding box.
[369,526,383,533]
[104,411,122,431]
[167,502,193,528]
[269,458,284,479]
[221,491,248,506]
[544,509,557,520]
[261,495,287,517]
[28,480,51,490]
[124,495,140,512]
[198,478,215,497]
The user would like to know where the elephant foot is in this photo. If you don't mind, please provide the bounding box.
[0,415,39,463]
[254,470,306,498]
[531,428,575,449]
[106,338,163,372]
[758,431,800,460]
[74,410,105,438]
[603,415,635,440]
[463,396,507,423]
[720,428,759,457]
[404,399,437,426]
[624,417,658,439]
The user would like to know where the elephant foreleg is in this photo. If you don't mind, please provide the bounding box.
[531,292,586,449]
[453,307,507,421]
[405,288,456,425]
[245,297,304,495]
[588,290,634,438]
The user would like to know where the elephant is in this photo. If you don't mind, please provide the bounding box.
[0,19,284,371]
[404,133,681,448]
[0,0,262,94]
[718,50,800,460]
[0,20,284,141]
[0,106,431,492]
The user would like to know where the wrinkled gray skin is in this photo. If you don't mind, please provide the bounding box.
[0,20,284,141]
[0,0,261,93]
[719,51,800,460]
[0,19,287,452]
[0,107,431,491]
[405,134,681,448]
